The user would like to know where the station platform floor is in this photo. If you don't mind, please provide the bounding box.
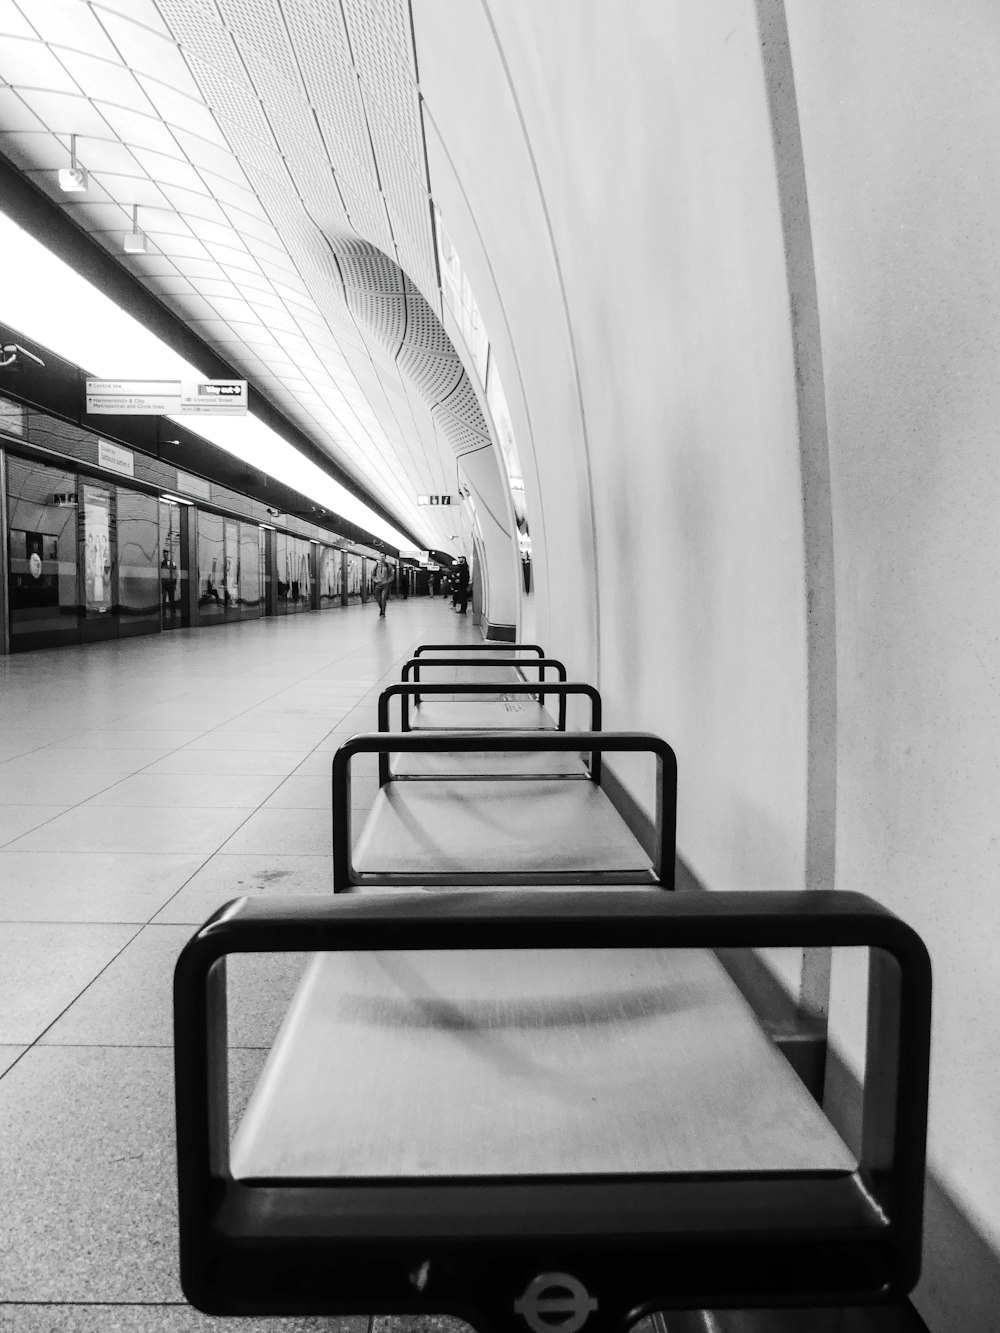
[0,596,480,1332]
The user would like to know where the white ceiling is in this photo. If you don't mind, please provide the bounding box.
[0,0,490,552]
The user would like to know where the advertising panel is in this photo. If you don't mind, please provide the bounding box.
[83,488,112,612]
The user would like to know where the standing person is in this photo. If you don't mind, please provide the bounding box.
[372,555,393,617]
[451,555,470,615]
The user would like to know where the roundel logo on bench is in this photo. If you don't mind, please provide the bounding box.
[514,1272,598,1333]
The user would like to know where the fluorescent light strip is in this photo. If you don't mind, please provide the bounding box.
[0,212,412,549]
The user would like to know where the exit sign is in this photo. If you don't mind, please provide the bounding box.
[417,494,454,506]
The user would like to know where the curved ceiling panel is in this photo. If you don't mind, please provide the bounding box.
[332,237,490,455]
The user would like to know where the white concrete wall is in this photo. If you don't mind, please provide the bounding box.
[456,444,519,632]
[417,0,810,909]
[785,5,1000,1327]
[417,4,599,677]
[416,1,1000,1326]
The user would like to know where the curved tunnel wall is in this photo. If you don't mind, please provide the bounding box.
[787,5,1000,1328]
[419,1,812,914]
[415,1,1000,1327]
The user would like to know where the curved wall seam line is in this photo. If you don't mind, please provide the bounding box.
[754,0,838,1019]
[480,0,602,682]
[416,97,551,636]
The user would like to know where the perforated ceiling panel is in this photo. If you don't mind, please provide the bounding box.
[439,375,491,436]
[433,409,493,457]
[0,0,500,552]
[327,237,495,461]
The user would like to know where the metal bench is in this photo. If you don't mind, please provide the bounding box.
[333,730,676,891]
[173,888,931,1327]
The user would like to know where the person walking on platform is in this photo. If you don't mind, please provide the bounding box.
[372,556,393,617]
[451,555,470,614]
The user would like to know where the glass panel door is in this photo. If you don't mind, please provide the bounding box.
[159,500,186,629]
[116,487,159,637]
[239,522,261,619]
[260,527,273,615]
[223,519,239,619]
[197,510,225,624]
[276,531,290,614]
[6,458,79,650]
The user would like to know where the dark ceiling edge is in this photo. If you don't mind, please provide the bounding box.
[0,150,426,550]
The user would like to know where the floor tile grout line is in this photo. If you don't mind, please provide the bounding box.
[2,921,147,1075]
[25,1041,278,1050]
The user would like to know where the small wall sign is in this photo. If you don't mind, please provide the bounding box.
[98,438,135,477]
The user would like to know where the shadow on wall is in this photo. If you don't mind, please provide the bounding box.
[605,415,721,711]
[915,1175,1000,1333]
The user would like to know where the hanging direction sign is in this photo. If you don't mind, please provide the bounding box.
[85,380,179,415]
[179,380,247,414]
[85,379,248,416]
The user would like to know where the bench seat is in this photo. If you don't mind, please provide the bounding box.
[230,943,855,1181]
[408,661,526,701]
[409,699,555,730]
[351,777,655,885]
[389,748,589,778]
[175,890,932,1316]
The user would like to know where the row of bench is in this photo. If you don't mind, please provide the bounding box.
[174,639,932,1332]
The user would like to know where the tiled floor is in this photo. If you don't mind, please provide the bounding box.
[0,598,479,1331]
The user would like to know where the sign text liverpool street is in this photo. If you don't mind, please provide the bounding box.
[85,379,248,417]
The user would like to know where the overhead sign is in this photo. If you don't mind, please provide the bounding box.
[179,380,247,414]
[417,494,454,506]
[85,380,177,415]
[85,379,248,417]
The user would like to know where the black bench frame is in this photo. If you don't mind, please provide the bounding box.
[377,680,601,765]
[401,656,566,712]
[174,889,931,1329]
[332,728,675,891]
[413,643,546,659]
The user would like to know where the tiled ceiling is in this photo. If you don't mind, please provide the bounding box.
[0,0,490,550]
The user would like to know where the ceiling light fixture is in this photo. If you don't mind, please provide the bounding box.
[57,135,88,193]
[0,343,45,370]
[123,205,147,254]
